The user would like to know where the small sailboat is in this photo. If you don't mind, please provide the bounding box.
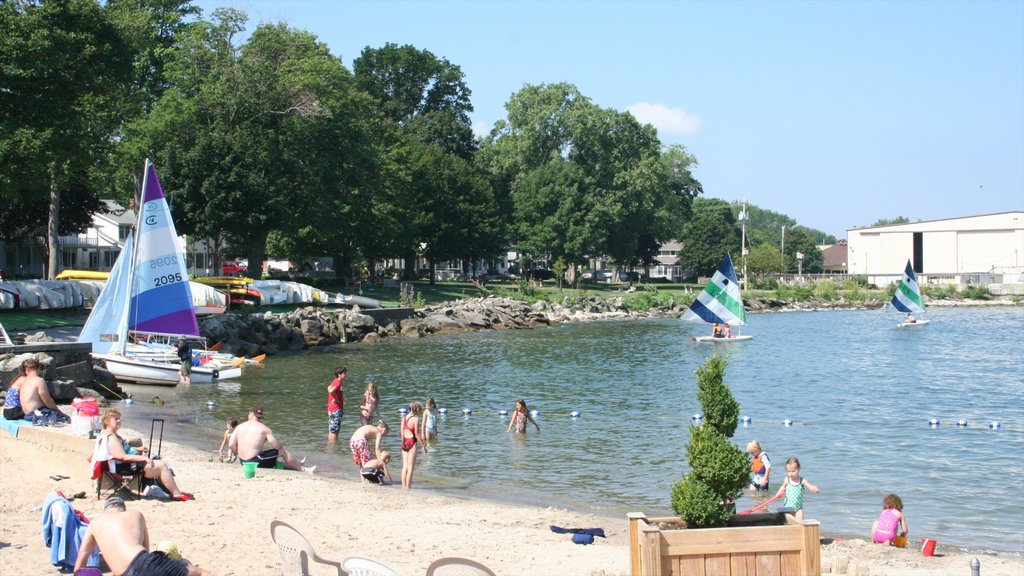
[78,160,242,385]
[892,260,930,328]
[683,253,752,342]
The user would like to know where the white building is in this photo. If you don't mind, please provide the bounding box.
[846,211,1024,289]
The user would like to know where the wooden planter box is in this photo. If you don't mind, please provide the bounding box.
[627,512,821,576]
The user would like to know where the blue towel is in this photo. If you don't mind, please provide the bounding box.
[550,525,606,544]
[0,415,29,437]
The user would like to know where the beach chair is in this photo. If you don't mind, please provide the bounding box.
[270,520,345,576]
[342,557,400,576]
[425,557,497,576]
[90,458,142,500]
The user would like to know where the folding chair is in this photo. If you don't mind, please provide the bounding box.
[425,557,497,576]
[91,458,143,500]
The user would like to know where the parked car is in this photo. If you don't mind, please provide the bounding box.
[619,271,641,282]
[525,268,556,280]
[222,260,247,276]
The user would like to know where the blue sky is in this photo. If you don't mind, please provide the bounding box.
[195,0,1024,238]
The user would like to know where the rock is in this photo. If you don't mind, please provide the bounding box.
[362,332,382,343]
[56,361,94,385]
[24,331,55,343]
[50,379,79,401]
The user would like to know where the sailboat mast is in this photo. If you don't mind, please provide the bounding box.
[739,199,748,290]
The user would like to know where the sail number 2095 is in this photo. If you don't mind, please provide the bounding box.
[154,273,183,287]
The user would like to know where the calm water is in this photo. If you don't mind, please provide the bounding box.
[118,306,1024,554]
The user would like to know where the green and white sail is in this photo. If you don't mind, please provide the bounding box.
[891,260,926,315]
[682,253,747,326]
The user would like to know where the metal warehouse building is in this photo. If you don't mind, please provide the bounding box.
[846,211,1024,291]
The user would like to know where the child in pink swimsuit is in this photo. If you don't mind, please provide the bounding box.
[871,493,908,544]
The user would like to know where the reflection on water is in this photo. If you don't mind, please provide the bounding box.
[119,306,1024,553]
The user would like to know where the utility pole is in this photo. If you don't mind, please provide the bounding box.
[780,225,786,274]
[739,199,749,289]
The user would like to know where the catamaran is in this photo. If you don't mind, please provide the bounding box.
[683,253,752,342]
[78,160,241,385]
[891,260,930,328]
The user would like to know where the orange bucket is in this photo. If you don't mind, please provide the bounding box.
[893,535,907,548]
[921,537,937,556]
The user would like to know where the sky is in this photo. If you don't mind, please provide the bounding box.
[194,0,1024,239]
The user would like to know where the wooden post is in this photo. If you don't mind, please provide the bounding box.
[627,513,644,576]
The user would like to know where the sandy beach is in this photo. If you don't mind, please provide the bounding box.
[2,414,1021,576]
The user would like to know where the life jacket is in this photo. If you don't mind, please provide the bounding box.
[751,453,766,475]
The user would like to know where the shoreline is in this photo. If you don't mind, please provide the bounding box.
[4,420,1023,575]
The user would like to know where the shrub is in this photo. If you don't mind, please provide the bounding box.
[671,355,749,528]
[961,285,992,300]
[813,281,838,301]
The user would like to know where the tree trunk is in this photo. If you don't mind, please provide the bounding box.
[46,166,61,279]
[402,250,417,281]
[246,229,269,281]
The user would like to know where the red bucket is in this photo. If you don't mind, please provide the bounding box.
[71,397,99,417]
[921,537,937,556]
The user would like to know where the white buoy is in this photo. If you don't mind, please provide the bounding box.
[530,410,540,417]
[691,413,703,421]
[957,419,968,427]
[125,398,134,406]
[462,408,472,415]
[929,418,940,427]
[498,410,509,416]
[782,419,793,427]
[741,415,752,424]
[398,407,409,415]
[989,421,1001,429]
[207,401,216,408]
[438,408,448,415]
[569,411,580,418]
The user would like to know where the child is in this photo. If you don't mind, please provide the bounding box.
[774,457,820,521]
[218,419,238,463]
[359,382,380,426]
[506,399,540,433]
[420,397,439,448]
[360,451,393,485]
[400,402,426,489]
[871,494,909,545]
[747,440,771,491]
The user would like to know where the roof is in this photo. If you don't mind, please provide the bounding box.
[95,200,135,227]
[821,240,848,268]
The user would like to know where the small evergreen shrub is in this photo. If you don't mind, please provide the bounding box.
[813,281,838,301]
[671,355,750,529]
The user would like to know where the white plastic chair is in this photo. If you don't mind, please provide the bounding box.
[425,557,497,576]
[270,520,345,576]
[342,556,400,576]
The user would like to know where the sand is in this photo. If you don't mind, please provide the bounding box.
[2,415,1021,576]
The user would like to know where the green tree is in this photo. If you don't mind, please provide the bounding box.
[785,226,823,274]
[872,216,910,226]
[0,0,132,277]
[746,242,784,276]
[679,198,740,279]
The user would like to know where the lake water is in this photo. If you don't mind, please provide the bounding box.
[118,305,1024,554]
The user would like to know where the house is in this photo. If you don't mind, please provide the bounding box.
[846,211,1024,290]
[819,240,848,274]
[651,240,683,281]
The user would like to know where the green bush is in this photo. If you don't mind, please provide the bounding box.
[813,281,838,301]
[961,285,992,300]
[671,355,750,528]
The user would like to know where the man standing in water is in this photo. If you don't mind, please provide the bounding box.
[327,366,346,441]
[230,407,316,473]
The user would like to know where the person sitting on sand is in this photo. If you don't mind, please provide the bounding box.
[871,493,909,545]
[93,408,194,501]
[74,496,213,575]
[18,358,70,425]
[360,451,393,485]
[349,420,390,478]
[229,407,316,473]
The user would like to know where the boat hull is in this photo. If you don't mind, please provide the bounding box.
[897,319,931,328]
[94,353,242,385]
[692,335,754,343]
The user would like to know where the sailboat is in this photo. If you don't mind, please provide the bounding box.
[892,260,930,328]
[683,253,753,342]
[79,160,242,385]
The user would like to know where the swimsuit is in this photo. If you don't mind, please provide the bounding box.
[350,437,372,467]
[239,448,280,468]
[783,477,805,510]
[424,410,437,434]
[750,452,770,490]
[401,416,417,452]
[511,411,527,433]
[361,396,377,425]
[361,467,386,484]
[122,550,189,576]
[328,410,342,435]
[2,387,24,420]
[873,508,901,543]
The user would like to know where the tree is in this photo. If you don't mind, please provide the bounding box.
[134,10,379,275]
[0,0,132,277]
[479,82,689,276]
[671,355,749,529]
[746,242,784,277]
[872,216,910,226]
[679,198,740,279]
[784,226,822,274]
